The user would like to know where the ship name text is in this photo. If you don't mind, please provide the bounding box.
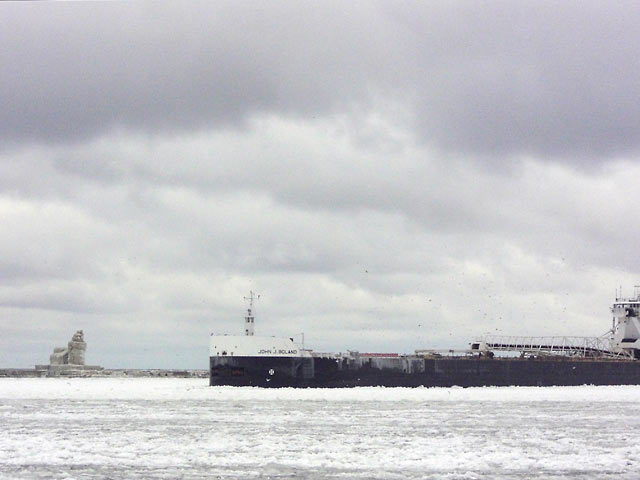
[258,349,298,355]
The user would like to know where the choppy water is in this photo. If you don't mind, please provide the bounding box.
[1,379,639,479]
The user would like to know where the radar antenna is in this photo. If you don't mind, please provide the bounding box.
[243,290,260,336]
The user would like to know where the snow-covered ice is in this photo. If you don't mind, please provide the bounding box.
[1,378,639,479]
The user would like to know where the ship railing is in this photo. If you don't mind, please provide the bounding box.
[476,335,633,359]
[311,351,351,359]
[414,349,476,357]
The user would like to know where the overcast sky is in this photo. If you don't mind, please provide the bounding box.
[2,1,640,369]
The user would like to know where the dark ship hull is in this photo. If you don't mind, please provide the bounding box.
[209,355,640,388]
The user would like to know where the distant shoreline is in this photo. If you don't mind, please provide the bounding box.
[0,367,208,378]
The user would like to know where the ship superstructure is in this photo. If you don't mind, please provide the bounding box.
[209,290,640,388]
[609,287,640,358]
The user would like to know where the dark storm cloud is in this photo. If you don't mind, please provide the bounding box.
[401,2,640,159]
[1,2,392,145]
[2,1,639,159]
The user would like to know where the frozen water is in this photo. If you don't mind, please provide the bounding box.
[1,378,639,479]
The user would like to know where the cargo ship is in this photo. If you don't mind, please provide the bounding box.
[209,290,640,387]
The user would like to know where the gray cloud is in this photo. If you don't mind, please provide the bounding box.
[2,2,639,160]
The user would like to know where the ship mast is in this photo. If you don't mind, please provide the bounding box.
[243,290,260,336]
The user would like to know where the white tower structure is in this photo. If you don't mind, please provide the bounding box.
[610,286,640,358]
[243,290,259,336]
